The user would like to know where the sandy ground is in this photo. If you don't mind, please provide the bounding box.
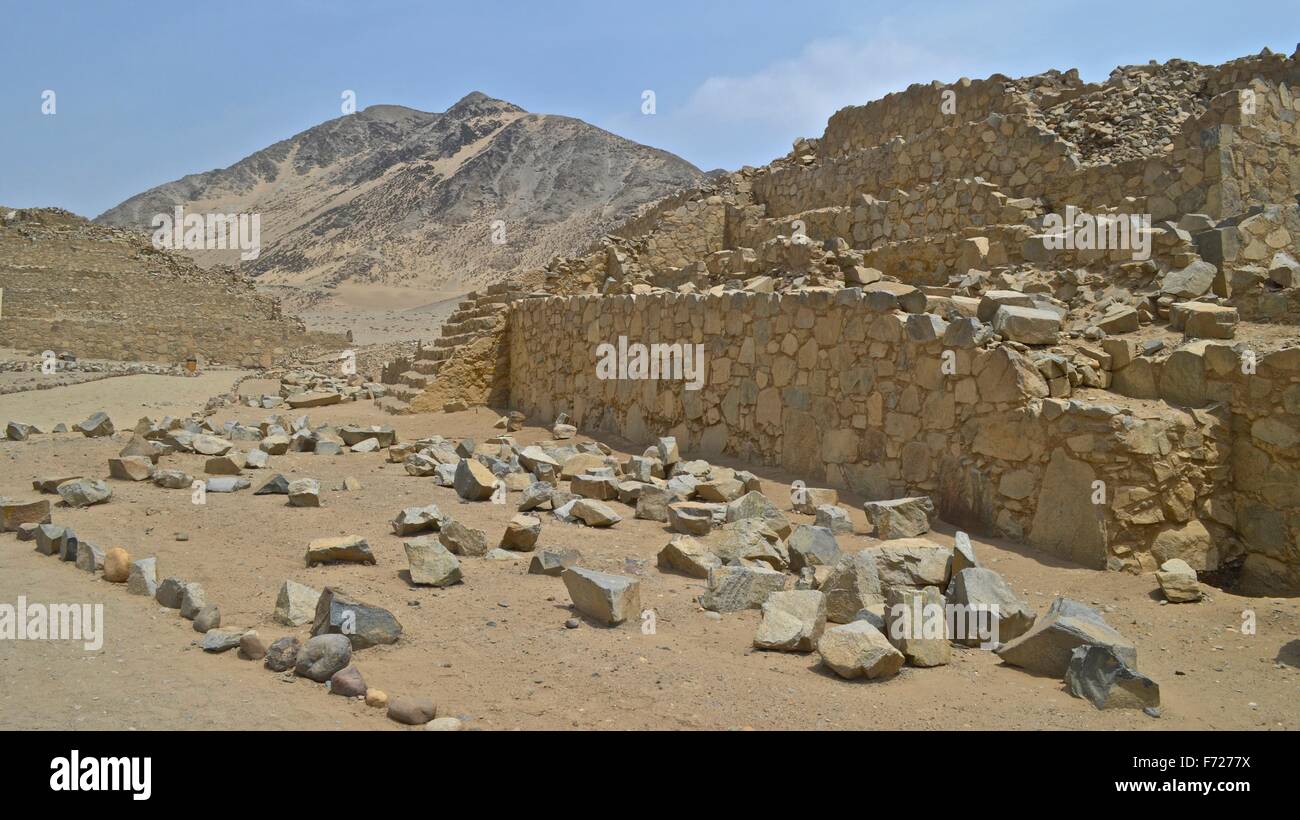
[1,376,1298,731]
[289,285,464,346]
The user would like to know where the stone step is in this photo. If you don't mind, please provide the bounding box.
[398,370,432,388]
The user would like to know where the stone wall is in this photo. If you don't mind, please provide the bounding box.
[509,290,1261,578]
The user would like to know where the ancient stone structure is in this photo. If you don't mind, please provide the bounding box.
[0,208,346,366]
[394,48,1300,594]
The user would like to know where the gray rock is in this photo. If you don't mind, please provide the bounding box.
[391,503,446,536]
[656,535,721,579]
[866,538,953,587]
[199,628,245,653]
[996,598,1136,676]
[57,478,112,508]
[814,504,853,534]
[754,590,826,652]
[786,524,843,573]
[634,486,678,522]
[205,476,250,493]
[153,469,193,489]
[439,519,489,557]
[193,604,221,632]
[821,552,885,623]
[571,498,621,527]
[862,496,934,539]
[715,518,788,569]
[311,588,402,649]
[126,557,158,597]
[528,548,581,576]
[274,580,322,626]
[155,577,186,608]
[75,540,105,573]
[948,567,1036,644]
[700,564,787,613]
[295,634,353,682]
[667,502,715,535]
[34,524,71,557]
[179,583,208,620]
[817,620,905,680]
[500,514,541,551]
[75,411,115,438]
[562,567,642,626]
[404,537,462,587]
[453,458,497,501]
[1066,644,1160,710]
[287,478,321,507]
[254,474,291,495]
[724,491,791,537]
[884,585,950,667]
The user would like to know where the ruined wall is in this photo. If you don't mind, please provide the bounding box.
[752,114,1077,219]
[0,316,345,367]
[508,290,1259,578]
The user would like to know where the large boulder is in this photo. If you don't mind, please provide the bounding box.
[991,304,1061,345]
[862,496,934,539]
[294,634,353,682]
[821,552,885,623]
[817,621,905,680]
[274,580,322,626]
[786,525,843,572]
[500,514,541,551]
[453,458,497,501]
[725,491,792,537]
[667,502,715,535]
[390,503,446,536]
[754,590,827,652]
[1065,644,1160,710]
[311,588,403,649]
[714,519,788,569]
[404,537,462,587]
[1155,558,1202,603]
[438,520,489,556]
[562,567,641,626]
[656,536,721,579]
[996,598,1136,676]
[947,567,1036,644]
[866,539,953,587]
[74,412,115,438]
[884,585,950,667]
[57,478,111,508]
[700,564,787,613]
[571,499,621,527]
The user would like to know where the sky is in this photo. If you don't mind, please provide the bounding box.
[1,0,1296,218]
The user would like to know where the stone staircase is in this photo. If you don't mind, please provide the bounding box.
[375,282,530,414]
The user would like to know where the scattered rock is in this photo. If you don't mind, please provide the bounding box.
[754,590,827,652]
[562,567,642,626]
[817,621,905,680]
[295,634,353,682]
[404,537,463,587]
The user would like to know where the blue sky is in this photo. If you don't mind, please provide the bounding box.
[1,0,1295,217]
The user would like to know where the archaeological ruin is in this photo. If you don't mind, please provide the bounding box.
[385,48,1300,596]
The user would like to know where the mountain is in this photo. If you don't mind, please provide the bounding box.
[95,92,706,312]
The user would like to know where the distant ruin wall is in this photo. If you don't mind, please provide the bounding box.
[508,291,1299,588]
[0,316,347,367]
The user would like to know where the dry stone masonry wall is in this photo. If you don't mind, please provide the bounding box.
[414,47,1300,594]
